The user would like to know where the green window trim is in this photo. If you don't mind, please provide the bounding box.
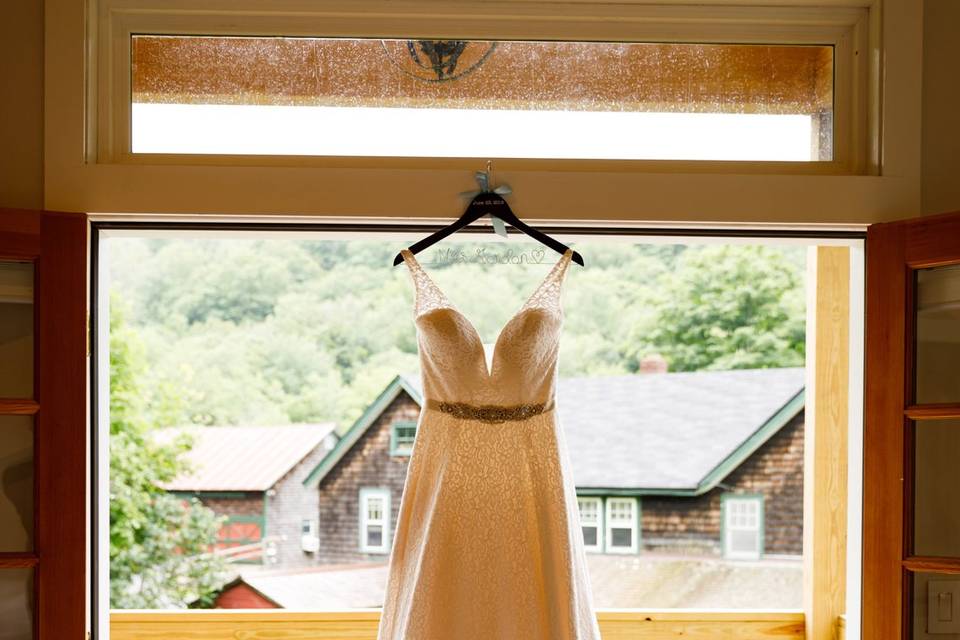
[604,496,641,555]
[359,487,392,554]
[720,493,765,560]
[389,421,418,456]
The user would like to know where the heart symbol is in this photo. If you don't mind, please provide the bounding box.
[532,248,545,264]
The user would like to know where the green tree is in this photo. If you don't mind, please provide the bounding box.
[625,245,805,372]
[109,294,230,608]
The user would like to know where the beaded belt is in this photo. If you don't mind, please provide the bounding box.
[424,398,554,423]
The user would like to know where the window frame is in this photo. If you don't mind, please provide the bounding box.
[389,421,417,457]
[97,2,868,175]
[604,496,640,555]
[42,0,919,227]
[358,487,392,554]
[721,493,766,561]
[89,204,865,636]
[577,496,604,553]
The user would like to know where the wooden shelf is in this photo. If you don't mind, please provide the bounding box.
[903,556,960,574]
[0,399,39,415]
[905,404,960,420]
[0,552,39,568]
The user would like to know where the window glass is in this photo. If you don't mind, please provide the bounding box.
[0,415,33,551]
[131,36,833,161]
[0,568,33,640]
[0,262,33,398]
[915,265,960,404]
[104,236,808,611]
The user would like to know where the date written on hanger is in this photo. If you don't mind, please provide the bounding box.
[393,162,585,267]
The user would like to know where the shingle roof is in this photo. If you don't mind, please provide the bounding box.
[401,367,804,493]
[228,554,802,609]
[160,424,337,492]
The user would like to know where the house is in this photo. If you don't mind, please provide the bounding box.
[301,367,805,565]
[161,424,338,567]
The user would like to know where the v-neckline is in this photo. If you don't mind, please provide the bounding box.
[401,247,573,380]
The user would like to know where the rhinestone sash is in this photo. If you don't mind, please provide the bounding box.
[424,398,555,423]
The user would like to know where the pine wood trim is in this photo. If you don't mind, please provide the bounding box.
[0,399,40,415]
[0,552,40,568]
[903,556,960,574]
[803,246,850,640]
[110,610,806,640]
[904,404,960,420]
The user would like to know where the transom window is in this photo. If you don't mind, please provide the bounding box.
[130,35,834,162]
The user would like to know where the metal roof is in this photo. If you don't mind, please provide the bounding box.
[161,424,337,492]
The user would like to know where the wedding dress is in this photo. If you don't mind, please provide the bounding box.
[377,247,601,640]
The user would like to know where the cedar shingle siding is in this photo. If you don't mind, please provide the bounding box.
[313,388,804,562]
[316,393,420,564]
[640,411,804,556]
[268,442,334,567]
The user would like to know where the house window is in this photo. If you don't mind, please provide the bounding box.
[577,497,603,553]
[605,497,639,554]
[359,488,391,554]
[722,495,765,560]
[390,421,417,456]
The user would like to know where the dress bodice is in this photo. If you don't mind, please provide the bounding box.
[400,248,573,414]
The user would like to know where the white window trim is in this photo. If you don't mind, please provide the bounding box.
[604,497,639,555]
[44,0,916,225]
[577,496,604,553]
[722,494,765,561]
[359,487,391,554]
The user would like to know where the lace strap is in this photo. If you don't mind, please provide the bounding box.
[518,248,574,315]
[400,248,453,317]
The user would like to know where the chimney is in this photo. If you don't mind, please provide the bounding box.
[639,354,668,374]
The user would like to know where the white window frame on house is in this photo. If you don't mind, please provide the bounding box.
[358,487,391,554]
[604,497,639,554]
[577,496,604,553]
[722,494,765,561]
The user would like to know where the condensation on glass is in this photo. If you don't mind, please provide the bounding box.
[0,262,33,398]
[0,415,33,552]
[913,419,960,558]
[131,36,834,161]
[0,568,34,640]
[915,264,960,404]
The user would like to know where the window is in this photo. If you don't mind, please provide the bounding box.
[722,495,764,560]
[359,488,391,554]
[605,497,639,554]
[130,35,833,162]
[390,421,417,456]
[577,497,603,553]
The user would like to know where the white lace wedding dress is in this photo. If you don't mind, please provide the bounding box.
[377,247,601,640]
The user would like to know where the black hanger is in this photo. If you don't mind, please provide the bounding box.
[393,167,584,267]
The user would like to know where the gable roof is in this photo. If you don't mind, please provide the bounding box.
[304,368,804,495]
[303,374,422,488]
[160,424,337,492]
